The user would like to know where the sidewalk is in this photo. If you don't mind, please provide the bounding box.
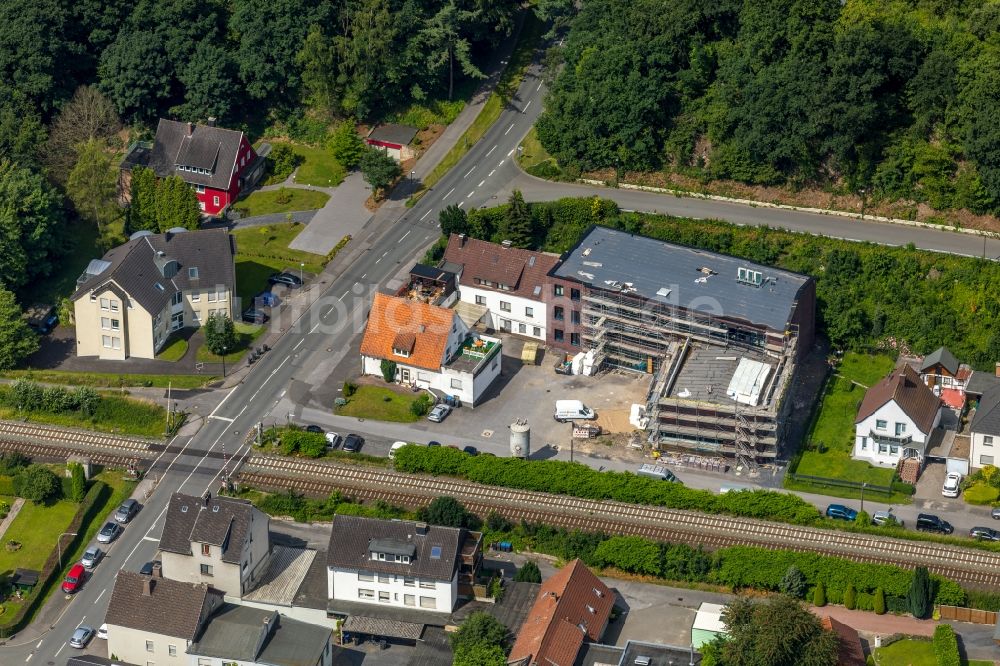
[811,604,936,637]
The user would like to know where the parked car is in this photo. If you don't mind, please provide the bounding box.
[81,546,103,569]
[462,445,479,456]
[97,521,123,544]
[389,442,409,459]
[825,504,858,521]
[268,272,303,287]
[872,510,904,528]
[342,434,364,453]
[241,308,270,324]
[325,432,342,448]
[942,472,962,498]
[993,507,1000,520]
[970,526,1000,541]
[553,399,597,422]
[115,498,139,523]
[96,624,108,640]
[139,560,161,576]
[69,625,95,648]
[62,564,86,594]
[427,441,441,447]
[305,424,324,434]
[916,513,954,534]
[427,404,451,423]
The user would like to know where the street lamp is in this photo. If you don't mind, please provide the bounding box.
[221,345,227,378]
[860,481,867,514]
[859,188,867,220]
[410,170,415,191]
[58,532,78,571]
[299,262,304,285]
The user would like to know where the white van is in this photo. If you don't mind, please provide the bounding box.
[636,464,679,483]
[389,441,409,459]
[553,400,596,422]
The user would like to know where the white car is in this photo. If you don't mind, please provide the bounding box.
[942,472,962,498]
[389,441,408,459]
[96,624,108,640]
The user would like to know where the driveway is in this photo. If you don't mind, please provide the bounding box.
[289,172,373,254]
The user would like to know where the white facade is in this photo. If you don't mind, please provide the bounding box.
[327,567,457,613]
[854,400,941,468]
[188,649,333,666]
[970,431,999,470]
[457,285,546,341]
[106,625,190,666]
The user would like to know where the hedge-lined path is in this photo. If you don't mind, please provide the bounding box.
[811,604,936,638]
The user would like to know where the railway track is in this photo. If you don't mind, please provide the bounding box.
[0,420,158,454]
[0,439,144,469]
[239,454,1000,588]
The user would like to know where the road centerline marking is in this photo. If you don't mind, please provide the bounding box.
[464,166,475,178]
[504,123,514,135]
[486,145,497,157]
[478,180,485,187]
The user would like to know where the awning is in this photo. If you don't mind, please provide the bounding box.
[453,301,489,328]
[342,615,424,641]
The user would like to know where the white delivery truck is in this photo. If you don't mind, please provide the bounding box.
[553,400,597,422]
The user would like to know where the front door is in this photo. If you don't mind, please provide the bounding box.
[400,368,411,383]
[500,319,511,332]
[170,312,184,331]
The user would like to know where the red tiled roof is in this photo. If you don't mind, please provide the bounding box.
[443,234,559,300]
[360,293,456,371]
[508,560,614,666]
[821,616,866,666]
[856,365,941,434]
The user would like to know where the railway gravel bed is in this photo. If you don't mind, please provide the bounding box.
[238,454,1000,588]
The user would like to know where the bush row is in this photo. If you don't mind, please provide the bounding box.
[247,489,410,524]
[932,625,960,666]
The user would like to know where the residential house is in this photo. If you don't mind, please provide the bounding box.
[574,641,702,666]
[971,385,1000,470]
[918,346,970,410]
[359,292,502,406]
[104,569,225,665]
[821,616,866,666]
[507,559,614,666]
[121,118,263,216]
[364,124,417,162]
[326,515,481,614]
[442,234,560,342]
[853,365,942,468]
[187,604,335,666]
[158,492,271,598]
[72,229,236,360]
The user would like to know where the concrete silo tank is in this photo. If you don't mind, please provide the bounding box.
[509,419,530,458]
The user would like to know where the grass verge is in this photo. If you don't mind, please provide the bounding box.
[233,188,330,217]
[232,222,326,304]
[156,335,189,362]
[334,385,423,423]
[0,497,78,572]
[196,322,266,364]
[0,390,166,437]
[421,12,543,191]
[0,370,214,389]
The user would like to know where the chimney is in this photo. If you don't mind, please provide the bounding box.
[501,240,512,249]
[203,490,212,506]
[151,562,163,579]
[459,233,466,246]
[187,122,195,135]
[143,578,155,596]
[206,117,217,127]
[418,324,426,333]
[415,522,428,535]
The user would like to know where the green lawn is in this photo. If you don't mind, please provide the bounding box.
[232,223,327,305]
[517,126,559,174]
[196,322,266,364]
[0,390,167,437]
[791,353,900,498]
[0,496,78,574]
[233,188,329,217]
[156,335,189,362]
[289,143,347,187]
[0,370,215,389]
[335,385,423,423]
[873,638,935,666]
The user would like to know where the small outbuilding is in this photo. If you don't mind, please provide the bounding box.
[365,124,418,161]
[11,568,40,593]
[691,602,728,649]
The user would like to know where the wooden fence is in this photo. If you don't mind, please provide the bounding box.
[938,605,998,625]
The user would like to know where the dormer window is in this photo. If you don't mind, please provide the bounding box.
[393,347,410,358]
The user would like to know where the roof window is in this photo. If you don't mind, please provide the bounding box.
[430,546,442,559]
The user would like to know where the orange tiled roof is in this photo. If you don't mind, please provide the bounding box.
[360,293,455,371]
[508,560,614,666]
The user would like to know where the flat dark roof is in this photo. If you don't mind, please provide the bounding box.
[552,226,810,333]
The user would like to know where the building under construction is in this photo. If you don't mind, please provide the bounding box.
[551,227,815,468]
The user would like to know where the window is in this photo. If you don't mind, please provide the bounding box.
[191,290,200,302]
[525,306,534,318]
[419,580,435,589]
[554,329,564,342]
[199,201,206,211]
[554,285,564,297]
[215,288,227,301]
[111,319,120,330]
[875,419,887,430]
[533,327,541,337]
[378,574,391,583]
[359,572,374,582]
[420,596,436,609]
[377,552,386,561]
[146,640,155,652]
[860,438,867,451]
[475,295,486,306]
[168,645,177,657]
[878,444,888,454]
[101,317,112,330]
[171,312,184,331]
[110,300,119,312]
[985,436,994,446]
[200,564,213,576]
[196,184,205,193]
[358,588,375,600]
[392,346,410,358]
[112,337,121,350]
[894,422,907,436]
[213,195,220,206]
[404,577,415,587]
[570,333,580,346]
[379,591,390,602]
[500,301,511,312]
[553,306,564,321]
[518,323,526,334]
[404,594,416,606]
[172,291,183,306]
[201,543,210,555]
[189,267,199,279]
[100,297,110,310]
[90,293,97,302]
[208,290,217,302]
[102,335,113,349]
[570,288,581,301]
[450,378,463,389]
[571,310,581,325]
[982,455,995,466]
[198,660,212,666]
[889,445,898,455]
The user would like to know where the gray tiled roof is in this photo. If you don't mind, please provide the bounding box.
[367,123,417,146]
[104,571,223,641]
[189,604,332,666]
[972,385,1000,437]
[71,229,235,315]
[966,371,1000,397]
[159,493,256,564]
[551,226,811,333]
[150,119,245,190]
[920,346,960,376]
[326,515,462,582]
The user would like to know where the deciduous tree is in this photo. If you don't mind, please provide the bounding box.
[67,139,119,237]
[43,86,121,184]
[450,611,507,652]
[719,595,838,666]
[0,289,38,370]
[14,464,60,504]
[328,122,365,169]
[204,312,237,356]
[0,160,67,292]
[515,560,542,583]
[439,204,468,237]
[423,495,473,528]
[359,148,401,197]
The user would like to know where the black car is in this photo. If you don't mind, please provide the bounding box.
[462,446,479,456]
[241,308,270,324]
[970,526,1000,541]
[139,560,162,576]
[916,513,954,534]
[427,441,441,447]
[342,434,363,453]
[268,272,303,287]
[305,425,324,434]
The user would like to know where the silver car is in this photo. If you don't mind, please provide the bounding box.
[427,404,451,423]
[69,625,94,648]
[81,546,103,569]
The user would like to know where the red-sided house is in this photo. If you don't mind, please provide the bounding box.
[365,124,418,162]
[121,119,265,217]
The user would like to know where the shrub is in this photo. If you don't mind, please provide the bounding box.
[10,379,43,411]
[908,566,932,619]
[274,187,292,205]
[963,482,1000,505]
[874,587,886,615]
[68,462,87,502]
[342,381,357,397]
[812,581,826,607]
[486,511,511,533]
[422,496,474,528]
[409,394,432,417]
[515,560,542,583]
[854,510,870,526]
[13,464,60,503]
[0,452,29,476]
[266,143,301,182]
[380,359,397,383]
[843,582,856,610]
[932,624,960,666]
[73,387,101,416]
[780,565,807,598]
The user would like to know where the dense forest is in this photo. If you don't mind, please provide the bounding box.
[537,0,1000,214]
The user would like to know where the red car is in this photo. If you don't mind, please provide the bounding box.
[62,564,85,594]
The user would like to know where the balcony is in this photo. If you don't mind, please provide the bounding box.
[869,430,912,446]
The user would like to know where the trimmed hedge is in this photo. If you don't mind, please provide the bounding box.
[932,625,960,666]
